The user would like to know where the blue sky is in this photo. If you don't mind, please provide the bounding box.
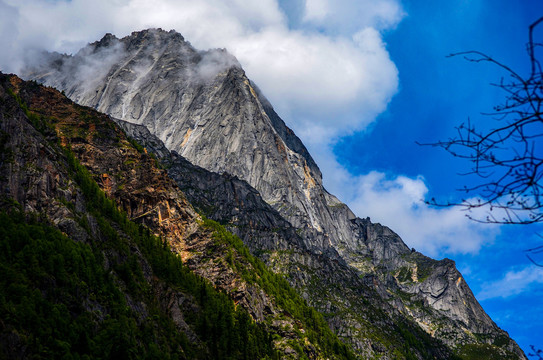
[334,0,543,354]
[1,0,542,355]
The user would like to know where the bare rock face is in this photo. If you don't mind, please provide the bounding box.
[26,29,526,358]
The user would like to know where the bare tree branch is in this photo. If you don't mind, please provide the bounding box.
[420,16,543,225]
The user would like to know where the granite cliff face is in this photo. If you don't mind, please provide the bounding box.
[25,29,526,359]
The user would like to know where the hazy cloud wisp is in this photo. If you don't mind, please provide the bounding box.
[477,265,543,300]
[0,0,400,141]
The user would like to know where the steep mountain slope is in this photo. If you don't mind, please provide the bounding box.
[25,29,526,359]
[115,119,460,359]
[0,73,366,359]
[0,74,262,359]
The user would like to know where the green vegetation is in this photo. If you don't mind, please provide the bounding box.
[415,260,434,282]
[127,136,145,153]
[0,209,191,359]
[395,321,436,360]
[7,87,57,138]
[492,334,511,347]
[0,143,280,359]
[202,218,357,360]
[456,343,518,360]
[396,266,413,283]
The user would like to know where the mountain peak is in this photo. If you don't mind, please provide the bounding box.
[94,32,118,47]
[24,30,527,359]
[124,28,186,47]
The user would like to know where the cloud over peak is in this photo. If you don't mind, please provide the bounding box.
[0,0,401,142]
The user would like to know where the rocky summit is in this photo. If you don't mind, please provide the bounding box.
[17,28,527,359]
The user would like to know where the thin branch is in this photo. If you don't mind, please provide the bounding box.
[421,17,543,224]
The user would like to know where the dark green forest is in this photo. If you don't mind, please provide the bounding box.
[0,149,281,359]
[0,124,356,359]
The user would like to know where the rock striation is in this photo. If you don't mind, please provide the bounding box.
[25,29,526,359]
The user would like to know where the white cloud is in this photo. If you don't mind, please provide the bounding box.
[233,27,398,141]
[303,0,330,22]
[0,1,20,71]
[309,144,500,256]
[302,0,405,32]
[477,265,543,301]
[347,172,498,256]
